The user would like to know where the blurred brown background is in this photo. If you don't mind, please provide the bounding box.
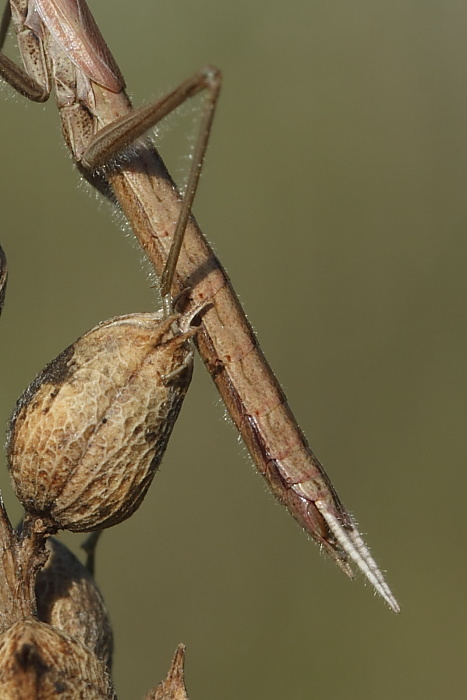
[0,0,465,697]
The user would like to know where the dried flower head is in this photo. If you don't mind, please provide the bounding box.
[35,538,113,669]
[8,312,194,532]
[0,618,115,699]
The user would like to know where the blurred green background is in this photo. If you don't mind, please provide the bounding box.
[0,0,465,697]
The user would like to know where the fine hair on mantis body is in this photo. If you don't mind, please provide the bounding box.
[0,0,399,612]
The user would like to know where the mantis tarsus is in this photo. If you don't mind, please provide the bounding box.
[0,0,399,612]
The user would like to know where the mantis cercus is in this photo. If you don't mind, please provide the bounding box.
[0,0,399,612]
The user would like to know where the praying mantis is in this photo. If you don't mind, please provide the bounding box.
[0,0,399,612]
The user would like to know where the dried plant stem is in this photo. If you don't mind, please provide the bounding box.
[0,243,7,316]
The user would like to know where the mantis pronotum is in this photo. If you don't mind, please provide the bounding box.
[0,0,399,611]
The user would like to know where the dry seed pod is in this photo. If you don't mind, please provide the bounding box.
[0,618,115,699]
[8,312,194,532]
[144,644,189,700]
[35,538,113,669]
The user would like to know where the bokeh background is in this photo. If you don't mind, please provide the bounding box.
[0,0,465,697]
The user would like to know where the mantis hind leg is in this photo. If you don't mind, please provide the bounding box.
[82,66,222,306]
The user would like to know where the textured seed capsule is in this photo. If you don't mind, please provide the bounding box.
[36,538,113,669]
[7,312,194,532]
[0,619,115,699]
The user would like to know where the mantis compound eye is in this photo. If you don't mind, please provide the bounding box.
[7,312,194,533]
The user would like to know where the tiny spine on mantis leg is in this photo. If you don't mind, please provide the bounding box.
[0,0,399,612]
